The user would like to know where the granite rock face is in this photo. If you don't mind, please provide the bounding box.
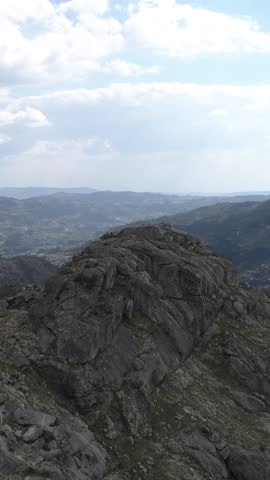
[0,225,269,479]
[32,225,238,424]
[0,296,106,480]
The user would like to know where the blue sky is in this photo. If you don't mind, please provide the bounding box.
[1,0,270,193]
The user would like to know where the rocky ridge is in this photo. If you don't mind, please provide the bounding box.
[0,225,269,479]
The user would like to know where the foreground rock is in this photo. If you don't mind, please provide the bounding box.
[0,225,269,479]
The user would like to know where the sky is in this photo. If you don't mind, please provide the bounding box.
[1,0,270,193]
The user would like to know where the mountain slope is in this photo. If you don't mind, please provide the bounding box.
[0,255,57,289]
[0,225,270,479]
[0,191,201,257]
[1,191,269,259]
[146,199,270,286]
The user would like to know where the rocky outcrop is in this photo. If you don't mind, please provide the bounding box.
[31,225,238,425]
[0,292,106,480]
[0,225,269,479]
[0,371,106,480]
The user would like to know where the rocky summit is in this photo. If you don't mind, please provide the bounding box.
[0,224,270,479]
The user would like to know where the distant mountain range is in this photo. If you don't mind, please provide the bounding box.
[1,187,270,200]
[1,189,270,287]
[0,190,213,258]
[1,190,270,262]
[0,187,97,199]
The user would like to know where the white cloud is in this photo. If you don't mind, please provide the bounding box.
[104,60,160,76]
[0,0,125,85]
[125,0,270,57]
[3,2,270,193]
[29,138,112,156]
[0,107,49,128]
[0,134,11,145]
[2,1,270,87]
[208,109,228,118]
[58,0,109,17]
[13,83,270,113]
[1,81,270,192]
[0,0,54,22]
[0,138,115,188]
[0,89,9,104]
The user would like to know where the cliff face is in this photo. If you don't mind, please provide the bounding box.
[0,225,270,480]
